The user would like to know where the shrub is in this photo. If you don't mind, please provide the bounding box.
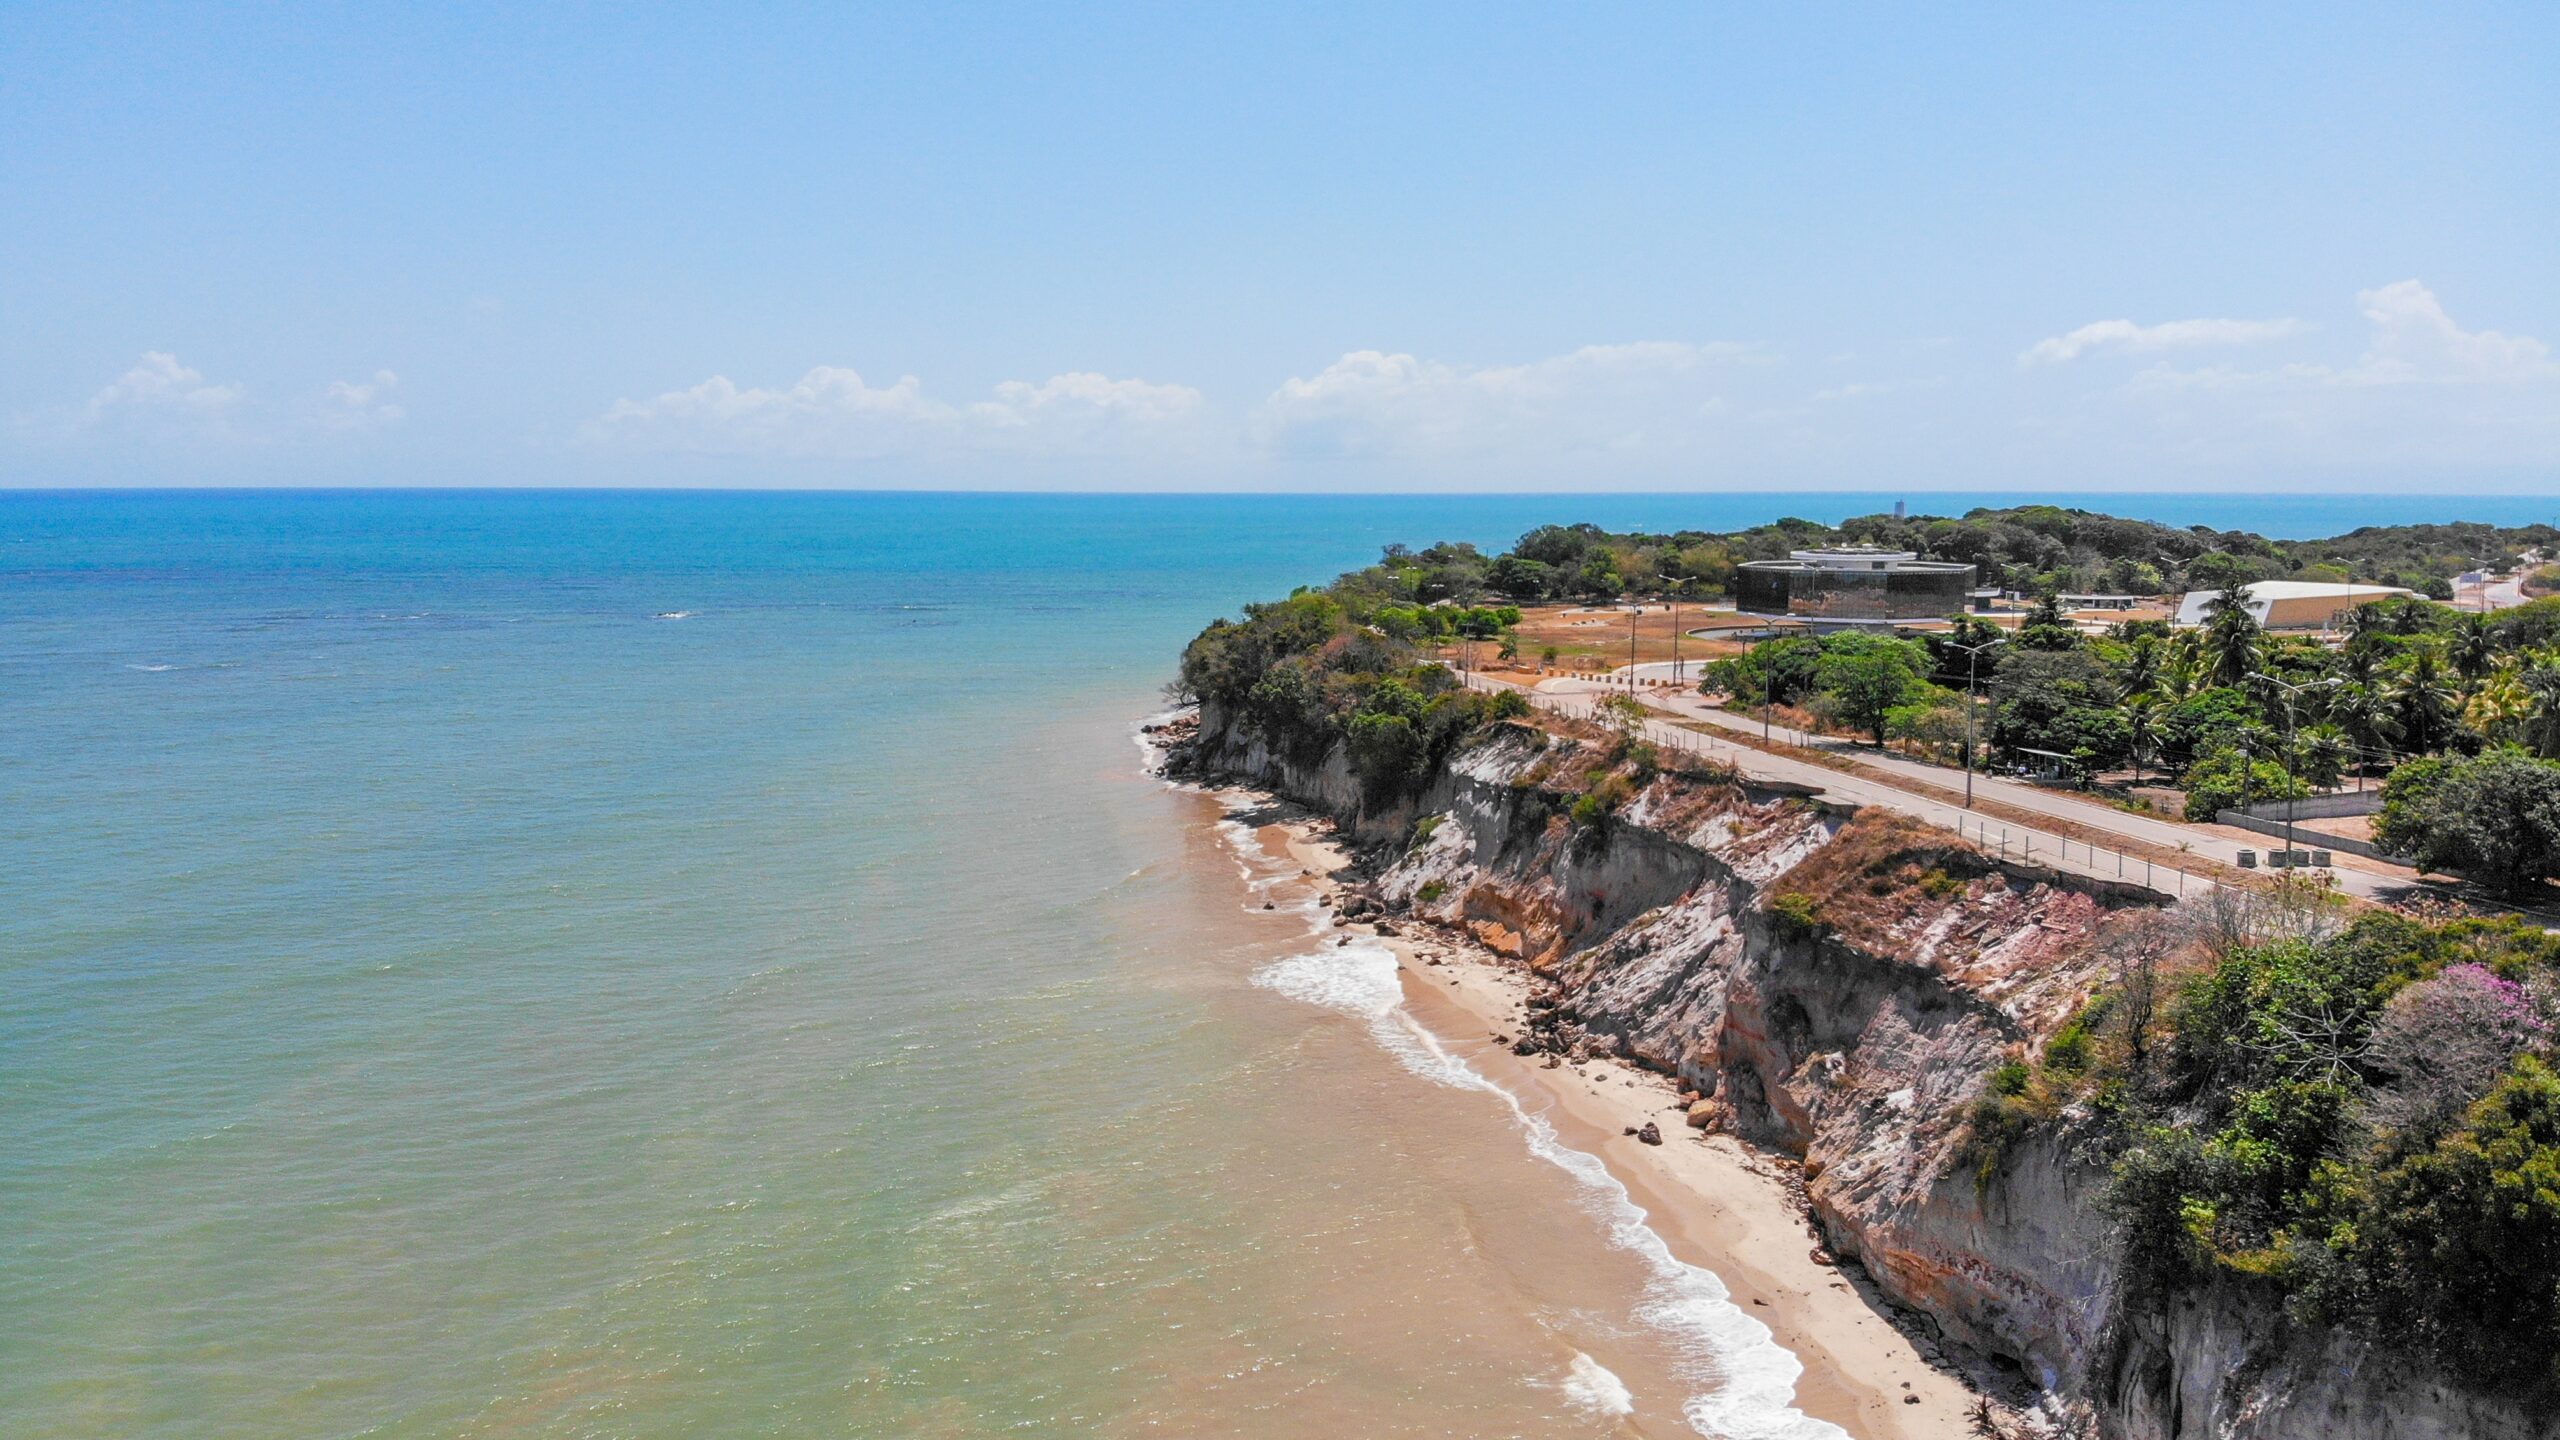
[1570,773,1635,829]
[1416,879,1448,904]
[2044,1025,2094,1073]
[1768,891,1827,939]
[2335,1057,2560,1395]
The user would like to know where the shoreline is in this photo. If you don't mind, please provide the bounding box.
[1257,807,1988,1440]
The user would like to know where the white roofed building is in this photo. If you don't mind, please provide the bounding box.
[2173,581,2417,631]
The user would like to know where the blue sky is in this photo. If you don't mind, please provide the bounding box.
[4,3,2554,491]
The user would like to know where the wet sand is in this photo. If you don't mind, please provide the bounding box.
[1269,819,1985,1440]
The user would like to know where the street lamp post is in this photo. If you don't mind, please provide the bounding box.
[1948,636,2009,808]
[2252,674,2342,868]
[1671,590,1683,688]
[1754,619,1807,744]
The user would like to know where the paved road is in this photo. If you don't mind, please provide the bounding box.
[1468,669,2473,908]
[1462,671,2236,902]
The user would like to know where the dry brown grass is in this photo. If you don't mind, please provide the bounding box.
[1449,601,1757,676]
[1771,810,2003,951]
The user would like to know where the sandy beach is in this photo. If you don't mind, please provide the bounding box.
[1263,814,1988,1440]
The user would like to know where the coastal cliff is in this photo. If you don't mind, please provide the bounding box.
[1166,699,2553,1440]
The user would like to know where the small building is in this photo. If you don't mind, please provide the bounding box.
[2173,581,2417,631]
[2057,593,2151,612]
[1735,547,1977,622]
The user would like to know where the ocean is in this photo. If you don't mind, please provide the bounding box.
[5,488,2550,1439]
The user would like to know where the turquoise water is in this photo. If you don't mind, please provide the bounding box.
[5,489,2550,1438]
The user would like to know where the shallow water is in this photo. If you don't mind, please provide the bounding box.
[4,489,2538,1437]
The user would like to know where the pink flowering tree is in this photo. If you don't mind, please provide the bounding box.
[2366,963,2551,1140]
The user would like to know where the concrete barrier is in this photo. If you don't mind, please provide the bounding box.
[2217,809,2404,863]
[2229,789,2382,821]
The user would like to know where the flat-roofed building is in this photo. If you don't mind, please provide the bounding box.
[2173,581,2417,631]
[1734,547,1976,622]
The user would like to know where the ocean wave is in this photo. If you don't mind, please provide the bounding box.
[1561,1352,1637,1417]
[1218,816,1846,1440]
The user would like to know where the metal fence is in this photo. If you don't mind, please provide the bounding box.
[1540,692,2221,902]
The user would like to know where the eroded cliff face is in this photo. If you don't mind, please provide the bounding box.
[1168,702,2554,1439]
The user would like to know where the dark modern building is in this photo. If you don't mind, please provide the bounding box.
[1733,547,1977,622]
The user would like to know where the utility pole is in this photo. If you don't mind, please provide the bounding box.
[1948,636,2008,808]
[1628,605,1638,694]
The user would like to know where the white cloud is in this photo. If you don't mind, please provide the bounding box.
[2132,281,2558,392]
[2020,316,2302,366]
[83,352,244,427]
[2069,282,2560,473]
[591,364,1205,459]
[1250,341,1747,459]
[1809,376,1944,403]
[2342,279,2555,385]
[317,370,404,430]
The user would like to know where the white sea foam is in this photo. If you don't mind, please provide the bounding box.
[653,611,695,620]
[1560,1352,1637,1417]
[1217,813,1847,1440]
[1130,706,1191,782]
[1252,937,1403,1017]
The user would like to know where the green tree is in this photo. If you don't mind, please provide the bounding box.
[1814,635,1930,746]
[1486,554,1556,600]
[1574,551,1625,598]
[2018,592,2081,651]
[1990,647,2133,770]
[2375,748,2560,896]
[2179,741,2308,821]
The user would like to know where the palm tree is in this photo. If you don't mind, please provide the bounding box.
[2450,612,2497,689]
[2524,659,2560,759]
[2391,649,2458,756]
[2120,635,2163,702]
[2464,664,2530,746]
[2124,697,2163,786]
[2330,681,2390,763]
[2203,582,2264,688]
[2296,724,2352,791]
[2340,634,2383,690]
[2159,632,2204,699]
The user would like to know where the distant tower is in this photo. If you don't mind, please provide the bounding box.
[1894,498,1907,520]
